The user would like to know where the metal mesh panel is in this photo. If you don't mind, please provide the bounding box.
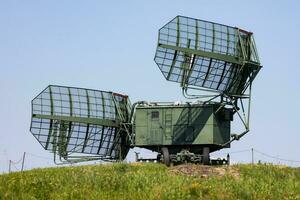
[158,16,238,56]
[154,16,261,95]
[155,48,238,91]
[30,85,131,160]
[31,86,126,120]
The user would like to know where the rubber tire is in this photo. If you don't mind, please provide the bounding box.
[161,147,171,167]
[202,147,210,165]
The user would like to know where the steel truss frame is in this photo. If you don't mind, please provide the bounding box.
[30,85,132,164]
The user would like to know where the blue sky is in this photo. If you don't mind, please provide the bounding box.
[1,0,300,172]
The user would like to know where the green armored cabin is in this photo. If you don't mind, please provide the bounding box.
[134,103,232,150]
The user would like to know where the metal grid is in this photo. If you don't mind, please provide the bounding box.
[30,85,131,160]
[155,48,238,91]
[154,16,261,95]
[158,16,238,56]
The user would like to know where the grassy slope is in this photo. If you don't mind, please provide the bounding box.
[0,163,299,200]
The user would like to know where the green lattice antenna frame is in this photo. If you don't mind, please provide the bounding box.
[154,16,262,97]
[30,85,132,164]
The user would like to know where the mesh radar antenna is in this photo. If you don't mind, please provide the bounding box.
[154,16,262,144]
[30,16,262,165]
[30,85,132,164]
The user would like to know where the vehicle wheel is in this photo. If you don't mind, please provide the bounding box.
[161,147,170,167]
[202,147,210,165]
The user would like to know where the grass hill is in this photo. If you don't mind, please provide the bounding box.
[0,163,299,200]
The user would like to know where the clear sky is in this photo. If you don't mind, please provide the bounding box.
[1,0,300,173]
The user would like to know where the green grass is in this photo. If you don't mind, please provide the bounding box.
[0,163,299,200]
